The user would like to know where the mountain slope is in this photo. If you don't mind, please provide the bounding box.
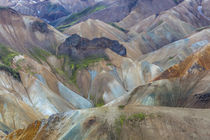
[119,0,182,29]
[5,105,210,140]
[0,42,93,135]
[117,0,210,55]
[0,7,66,54]
[105,28,210,107]
[63,19,128,42]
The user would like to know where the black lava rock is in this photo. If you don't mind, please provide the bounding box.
[58,34,126,59]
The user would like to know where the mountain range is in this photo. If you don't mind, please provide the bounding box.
[0,0,210,139]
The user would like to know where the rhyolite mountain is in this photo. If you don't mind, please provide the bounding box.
[53,0,183,31]
[0,7,66,54]
[1,0,135,24]
[0,0,183,30]
[0,0,210,140]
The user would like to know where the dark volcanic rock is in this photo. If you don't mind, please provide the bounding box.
[195,93,210,103]
[58,34,126,59]
[31,21,49,33]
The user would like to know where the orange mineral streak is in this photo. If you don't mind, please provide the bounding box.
[6,120,42,140]
[154,44,210,81]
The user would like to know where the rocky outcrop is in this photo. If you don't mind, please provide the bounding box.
[62,19,143,59]
[31,21,49,33]
[58,34,126,59]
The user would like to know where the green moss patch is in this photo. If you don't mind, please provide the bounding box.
[0,44,19,66]
[173,0,183,5]
[29,47,51,63]
[115,115,126,136]
[0,44,21,81]
[118,105,125,109]
[53,55,106,88]
[56,20,79,32]
[168,56,176,61]
[114,113,147,137]
[0,64,21,81]
[68,56,106,85]
[0,6,9,10]
[95,98,105,107]
[57,4,107,31]
[128,113,146,121]
[196,25,210,32]
[109,23,128,33]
